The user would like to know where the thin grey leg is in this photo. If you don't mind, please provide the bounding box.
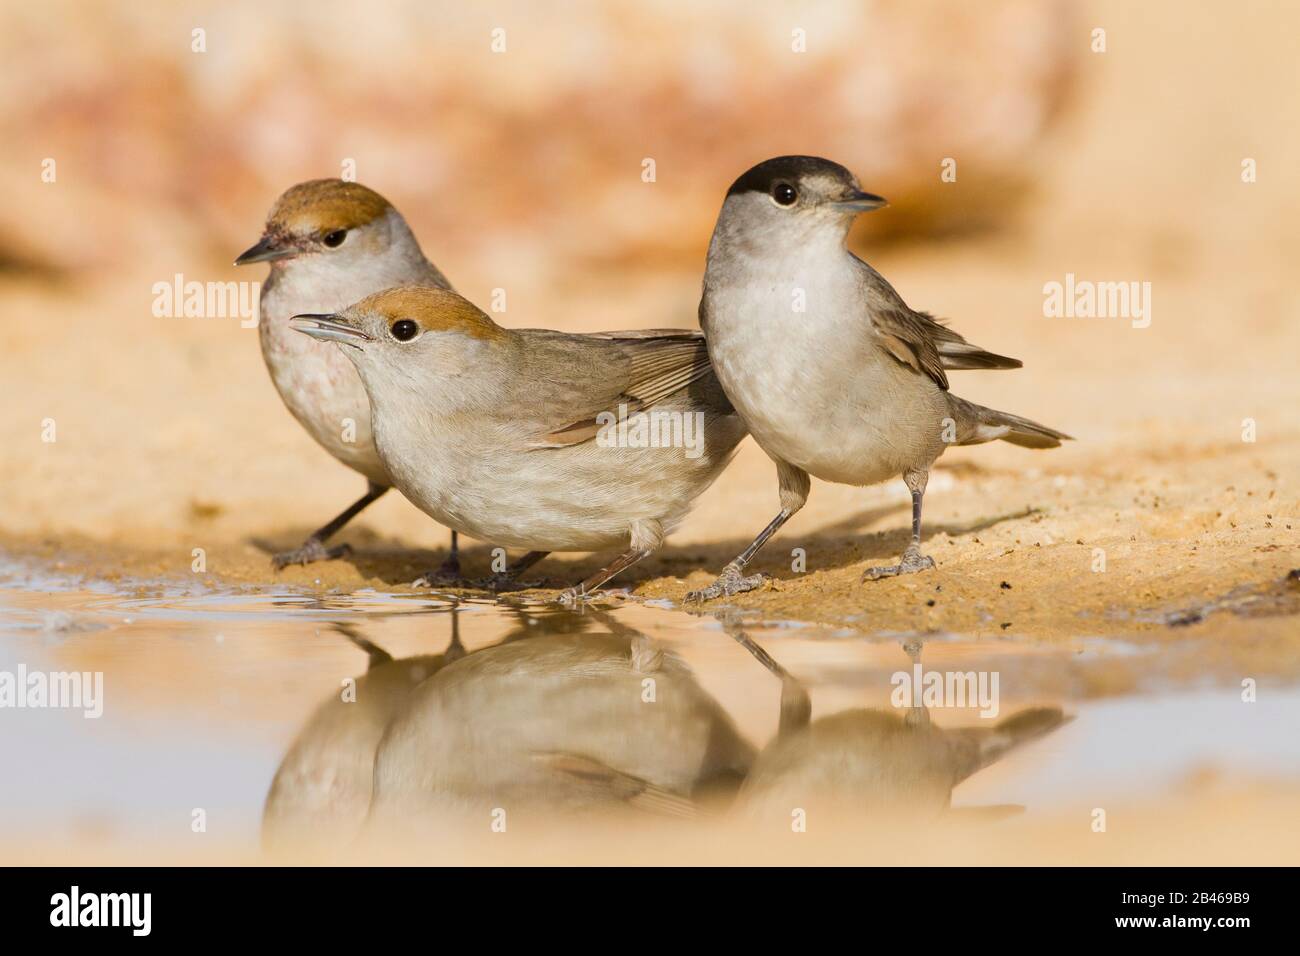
[557,547,653,606]
[272,482,388,569]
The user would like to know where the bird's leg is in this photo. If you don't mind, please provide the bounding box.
[415,548,551,590]
[686,510,792,602]
[727,620,811,736]
[272,482,387,569]
[900,638,930,729]
[330,622,393,671]
[412,532,470,588]
[557,548,653,607]
[863,470,936,581]
[443,606,467,664]
[441,531,461,577]
[687,463,810,604]
[475,550,550,592]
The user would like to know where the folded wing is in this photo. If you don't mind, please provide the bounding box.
[530,332,719,448]
[857,255,1022,391]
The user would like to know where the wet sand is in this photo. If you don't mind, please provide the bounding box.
[2,239,1295,646]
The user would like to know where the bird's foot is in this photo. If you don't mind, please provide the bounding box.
[862,546,935,582]
[271,538,352,570]
[556,585,590,608]
[555,583,629,607]
[685,564,768,604]
[411,556,466,589]
[470,570,532,593]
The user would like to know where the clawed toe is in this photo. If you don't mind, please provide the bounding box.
[412,567,538,593]
[412,572,465,589]
[474,572,530,593]
[685,566,768,604]
[556,585,623,607]
[412,559,466,589]
[271,539,352,570]
[557,587,585,607]
[862,548,935,582]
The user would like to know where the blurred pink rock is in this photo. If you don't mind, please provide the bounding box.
[0,0,1077,279]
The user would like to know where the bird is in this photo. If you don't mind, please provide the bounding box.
[688,155,1071,602]
[261,617,466,851]
[235,178,463,582]
[729,630,1071,824]
[365,624,755,834]
[290,286,748,604]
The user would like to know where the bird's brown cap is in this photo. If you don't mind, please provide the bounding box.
[267,179,393,235]
[352,286,508,342]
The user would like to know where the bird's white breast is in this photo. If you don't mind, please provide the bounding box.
[704,248,944,486]
[372,415,725,552]
[259,263,390,485]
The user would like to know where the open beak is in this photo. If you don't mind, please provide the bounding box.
[833,189,888,213]
[234,235,295,266]
[290,314,371,349]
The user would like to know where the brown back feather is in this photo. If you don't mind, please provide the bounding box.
[534,334,718,447]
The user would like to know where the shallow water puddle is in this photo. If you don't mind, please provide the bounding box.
[1,555,1297,862]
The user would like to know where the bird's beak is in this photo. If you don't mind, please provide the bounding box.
[234,235,295,266]
[290,314,371,348]
[832,189,888,213]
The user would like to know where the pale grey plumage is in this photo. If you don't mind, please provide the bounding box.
[690,155,1070,600]
[731,630,1070,823]
[236,179,456,570]
[261,639,456,850]
[366,631,755,831]
[738,705,1070,822]
[292,286,747,602]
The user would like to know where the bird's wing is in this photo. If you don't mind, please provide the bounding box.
[856,256,1022,391]
[869,304,958,390]
[531,752,700,818]
[527,333,717,448]
[586,327,703,340]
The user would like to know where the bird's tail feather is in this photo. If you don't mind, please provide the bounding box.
[937,340,1023,372]
[949,707,1072,785]
[947,395,1072,449]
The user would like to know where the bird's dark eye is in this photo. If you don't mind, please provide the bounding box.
[772,183,797,206]
[323,229,347,248]
[390,319,419,341]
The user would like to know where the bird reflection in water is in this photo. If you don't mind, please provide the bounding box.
[263,609,1070,850]
[263,606,753,847]
[364,608,754,833]
[262,617,465,849]
[731,630,1071,825]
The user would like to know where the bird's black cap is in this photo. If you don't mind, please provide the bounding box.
[726,155,857,196]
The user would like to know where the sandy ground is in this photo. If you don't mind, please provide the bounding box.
[2,0,1297,651]
[3,238,1296,651]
